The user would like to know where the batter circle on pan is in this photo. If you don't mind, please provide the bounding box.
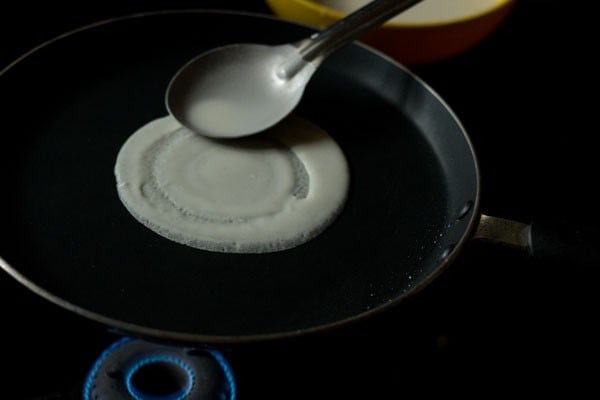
[115,115,350,253]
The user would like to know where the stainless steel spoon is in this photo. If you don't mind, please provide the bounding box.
[166,0,423,138]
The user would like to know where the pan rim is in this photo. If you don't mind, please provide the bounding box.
[0,9,482,344]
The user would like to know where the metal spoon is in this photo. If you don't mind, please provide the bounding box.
[166,0,423,138]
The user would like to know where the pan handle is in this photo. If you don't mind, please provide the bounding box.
[473,214,600,266]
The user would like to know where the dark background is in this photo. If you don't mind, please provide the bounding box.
[1,1,598,399]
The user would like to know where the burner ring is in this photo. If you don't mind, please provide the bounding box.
[84,337,236,400]
[125,355,194,400]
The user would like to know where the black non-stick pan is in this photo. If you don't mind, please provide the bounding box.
[0,10,596,345]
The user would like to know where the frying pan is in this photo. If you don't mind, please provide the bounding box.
[0,10,596,345]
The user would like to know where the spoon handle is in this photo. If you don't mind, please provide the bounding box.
[298,0,424,63]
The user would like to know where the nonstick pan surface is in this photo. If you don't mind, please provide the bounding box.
[0,11,479,343]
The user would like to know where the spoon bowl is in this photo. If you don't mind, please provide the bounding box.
[166,0,423,138]
[166,43,316,139]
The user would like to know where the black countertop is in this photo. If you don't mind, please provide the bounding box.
[1,1,598,398]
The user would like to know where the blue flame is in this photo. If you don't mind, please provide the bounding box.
[83,337,236,400]
[125,355,194,400]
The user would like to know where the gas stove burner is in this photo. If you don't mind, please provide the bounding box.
[83,337,236,400]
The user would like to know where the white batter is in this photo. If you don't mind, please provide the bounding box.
[176,44,316,138]
[115,115,349,253]
[316,0,499,23]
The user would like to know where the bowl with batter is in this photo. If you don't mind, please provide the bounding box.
[266,0,517,64]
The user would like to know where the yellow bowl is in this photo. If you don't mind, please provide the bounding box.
[265,0,517,65]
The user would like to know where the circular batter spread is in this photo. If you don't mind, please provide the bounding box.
[115,115,349,253]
